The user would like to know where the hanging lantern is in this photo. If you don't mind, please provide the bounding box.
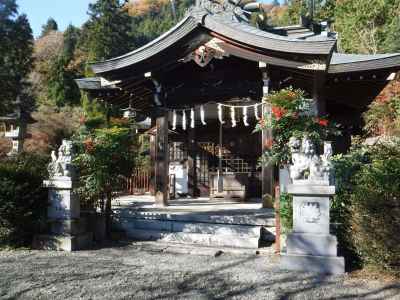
[122,100,137,119]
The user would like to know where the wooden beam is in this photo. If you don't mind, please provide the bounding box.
[154,111,169,206]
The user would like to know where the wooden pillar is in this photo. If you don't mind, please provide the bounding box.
[187,127,198,198]
[149,132,156,196]
[260,63,275,208]
[313,72,327,116]
[154,111,169,206]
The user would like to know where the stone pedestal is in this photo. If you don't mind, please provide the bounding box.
[280,184,345,275]
[33,178,93,251]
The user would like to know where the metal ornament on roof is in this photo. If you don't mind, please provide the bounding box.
[181,38,229,68]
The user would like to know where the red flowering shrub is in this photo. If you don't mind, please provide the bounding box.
[254,88,340,165]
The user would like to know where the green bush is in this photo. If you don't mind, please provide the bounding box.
[332,141,400,273]
[0,153,49,247]
[279,193,293,233]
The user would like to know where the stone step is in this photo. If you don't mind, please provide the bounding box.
[113,209,275,227]
[119,218,264,237]
[130,241,276,257]
[125,228,261,249]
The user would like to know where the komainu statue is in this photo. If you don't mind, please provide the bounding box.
[48,140,75,179]
[288,136,333,185]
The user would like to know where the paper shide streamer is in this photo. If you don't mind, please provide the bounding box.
[230,106,236,127]
[254,104,260,120]
[190,108,195,128]
[200,105,206,125]
[243,106,249,126]
[182,110,187,130]
[218,104,225,124]
[172,110,177,130]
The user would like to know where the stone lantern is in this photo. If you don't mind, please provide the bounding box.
[0,103,35,156]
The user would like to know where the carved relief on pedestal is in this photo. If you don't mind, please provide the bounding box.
[300,202,321,223]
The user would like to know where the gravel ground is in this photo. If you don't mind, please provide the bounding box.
[0,242,399,300]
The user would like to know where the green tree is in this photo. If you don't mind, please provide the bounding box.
[74,121,137,236]
[47,25,81,107]
[40,17,58,37]
[0,0,33,114]
[82,0,133,62]
[335,0,400,54]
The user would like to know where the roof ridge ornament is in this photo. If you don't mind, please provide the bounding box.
[197,0,262,23]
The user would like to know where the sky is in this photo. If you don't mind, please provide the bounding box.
[17,0,95,38]
[17,0,280,38]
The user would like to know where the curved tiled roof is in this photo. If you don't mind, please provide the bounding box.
[202,13,336,55]
[91,14,204,74]
[90,7,337,75]
[329,53,400,73]
[89,5,400,76]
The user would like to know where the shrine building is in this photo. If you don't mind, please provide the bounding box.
[76,0,400,206]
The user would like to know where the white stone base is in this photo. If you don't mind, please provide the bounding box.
[280,253,345,275]
[32,232,93,252]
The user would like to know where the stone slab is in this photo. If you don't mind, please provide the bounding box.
[293,197,330,234]
[32,232,93,252]
[125,228,260,249]
[288,185,335,196]
[113,209,276,227]
[126,219,262,237]
[280,253,345,275]
[286,233,338,256]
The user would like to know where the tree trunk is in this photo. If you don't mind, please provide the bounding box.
[105,189,112,238]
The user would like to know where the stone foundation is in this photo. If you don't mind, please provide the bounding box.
[33,232,93,252]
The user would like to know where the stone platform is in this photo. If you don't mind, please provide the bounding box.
[112,195,276,249]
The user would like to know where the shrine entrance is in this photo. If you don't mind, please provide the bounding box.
[169,119,262,199]
[76,0,400,209]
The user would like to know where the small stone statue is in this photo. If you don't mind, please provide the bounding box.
[289,136,333,185]
[48,140,74,179]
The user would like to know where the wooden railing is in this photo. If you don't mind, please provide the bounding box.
[126,169,151,195]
